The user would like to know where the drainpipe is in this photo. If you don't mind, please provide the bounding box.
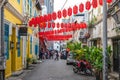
[0,0,8,80]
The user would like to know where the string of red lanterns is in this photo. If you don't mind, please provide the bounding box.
[44,34,72,41]
[38,22,87,36]
[28,0,113,27]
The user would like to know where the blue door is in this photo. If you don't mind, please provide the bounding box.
[17,35,20,57]
[35,45,38,56]
[4,24,9,60]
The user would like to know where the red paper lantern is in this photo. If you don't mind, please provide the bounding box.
[71,23,75,27]
[28,20,32,27]
[48,14,52,21]
[57,23,60,28]
[43,22,46,28]
[107,0,112,3]
[66,23,69,28]
[73,5,78,15]
[80,23,83,29]
[34,17,38,27]
[79,3,84,13]
[31,18,34,25]
[64,23,67,28]
[99,0,103,5]
[39,23,43,28]
[68,7,72,16]
[39,16,44,23]
[52,22,55,28]
[75,23,79,29]
[92,0,98,8]
[44,15,48,22]
[83,23,87,28]
[38,16,41,23]
[62,9,67,18]
[35,17,39,25]
[61,23,64,28]
[57,11,62,19]
[48,22,51,28]
[31,18,36,27]
[86,1,91,10]
[67,23,71,28]
[52,12,57,20]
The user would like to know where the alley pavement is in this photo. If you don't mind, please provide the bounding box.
[22,59,95,80]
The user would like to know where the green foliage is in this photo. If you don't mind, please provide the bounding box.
[67,41,82,52]
[89,47,103,71]
[67,41,112,73]
[32,57,37,64]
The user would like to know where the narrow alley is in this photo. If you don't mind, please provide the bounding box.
[23,60,95,80]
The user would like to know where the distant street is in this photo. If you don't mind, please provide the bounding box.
[23,59,95,80]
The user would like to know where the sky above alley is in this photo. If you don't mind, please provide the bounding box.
[54,0,86,12]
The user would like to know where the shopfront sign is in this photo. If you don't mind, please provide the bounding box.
[19,27,27,36]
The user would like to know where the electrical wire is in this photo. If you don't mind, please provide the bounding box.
[61,0,68,10]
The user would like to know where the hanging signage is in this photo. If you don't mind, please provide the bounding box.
[19,27,27,36]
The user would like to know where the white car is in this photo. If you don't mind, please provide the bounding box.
[66,52,75,65]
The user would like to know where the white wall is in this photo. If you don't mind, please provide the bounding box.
[53,41,60,51]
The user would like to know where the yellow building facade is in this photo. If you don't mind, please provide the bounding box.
[4,0,23,77]
[4,0,40,78]
[27,28,33,59]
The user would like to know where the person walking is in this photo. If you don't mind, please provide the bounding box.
[39,48,44,61]
[54,50,59,60]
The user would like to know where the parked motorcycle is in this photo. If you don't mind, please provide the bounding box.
[73,60,93,76]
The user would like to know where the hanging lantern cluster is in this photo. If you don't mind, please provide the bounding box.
[38,22,87,41]
[39,22,87,35]
[28,0,113,28]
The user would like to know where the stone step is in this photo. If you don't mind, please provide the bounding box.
[12,70,23,76]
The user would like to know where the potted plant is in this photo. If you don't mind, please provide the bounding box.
[88,46,112,80]
[26,57,32,69]
[88,15,97,28]
[32,57,37,64]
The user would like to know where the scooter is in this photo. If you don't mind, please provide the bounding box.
[73,60,93,76]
